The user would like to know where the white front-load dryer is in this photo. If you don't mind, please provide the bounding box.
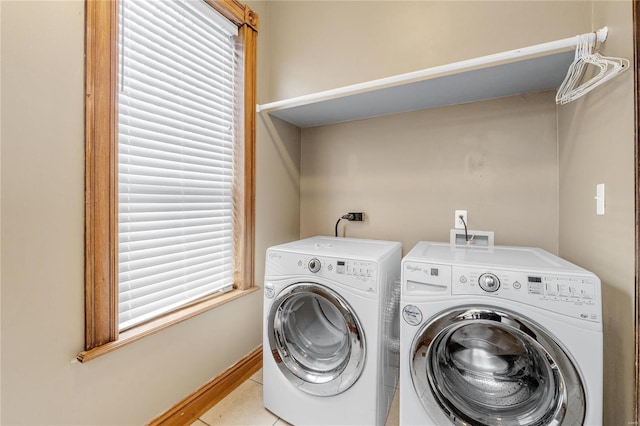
[400,241,603,426]
[263,236,402,426]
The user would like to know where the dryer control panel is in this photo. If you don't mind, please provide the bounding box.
[403,261,601,323]
[266,249,379,294]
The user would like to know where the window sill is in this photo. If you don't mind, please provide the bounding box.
[77,286,259,363]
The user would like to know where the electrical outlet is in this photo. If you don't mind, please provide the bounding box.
[454,210,468,230]
[348,212,364,222]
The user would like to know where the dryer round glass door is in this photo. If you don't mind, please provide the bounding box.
[268,283,366,396]
[410,306,585,426]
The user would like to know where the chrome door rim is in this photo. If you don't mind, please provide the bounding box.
[410,306,586,426]
[268,282,366,396]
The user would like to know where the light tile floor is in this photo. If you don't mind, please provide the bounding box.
[192,369,399,426]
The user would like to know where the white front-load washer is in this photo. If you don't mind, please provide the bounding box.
[400,241,602,426]
[263,236,402,426]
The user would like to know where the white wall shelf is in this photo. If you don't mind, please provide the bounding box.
[256,32,604,128]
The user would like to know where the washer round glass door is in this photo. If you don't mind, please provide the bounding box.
[410,306,585,426]
[268,283,366,396]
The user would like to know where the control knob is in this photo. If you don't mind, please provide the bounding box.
[308,258,321,273]
[478,273,500,292]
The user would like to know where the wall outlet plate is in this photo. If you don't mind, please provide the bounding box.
[454,210,467,230]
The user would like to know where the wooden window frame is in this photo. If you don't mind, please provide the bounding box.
[80,0,258,362]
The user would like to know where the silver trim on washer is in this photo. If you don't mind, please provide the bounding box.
[268,282,366,396]
[410,306,586,426]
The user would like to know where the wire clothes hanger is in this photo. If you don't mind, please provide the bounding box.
[556,28,629,105]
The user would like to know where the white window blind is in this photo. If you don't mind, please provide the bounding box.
[118,0,241,331]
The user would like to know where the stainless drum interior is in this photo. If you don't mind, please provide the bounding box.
[269,283,366,396]
[411,307,585,426]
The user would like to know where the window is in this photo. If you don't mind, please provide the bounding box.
[81,0,258,361]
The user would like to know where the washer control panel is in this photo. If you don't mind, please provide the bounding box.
[453,266,597,305]
[402,261,601,323]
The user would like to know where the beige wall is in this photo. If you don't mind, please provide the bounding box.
[301,92,560,253]
[254,1,302,282]
[558,1,636,424]
[0,1,299,424]
[0,2,3,422]
[266,1,594,254]
[266,1,591,102]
